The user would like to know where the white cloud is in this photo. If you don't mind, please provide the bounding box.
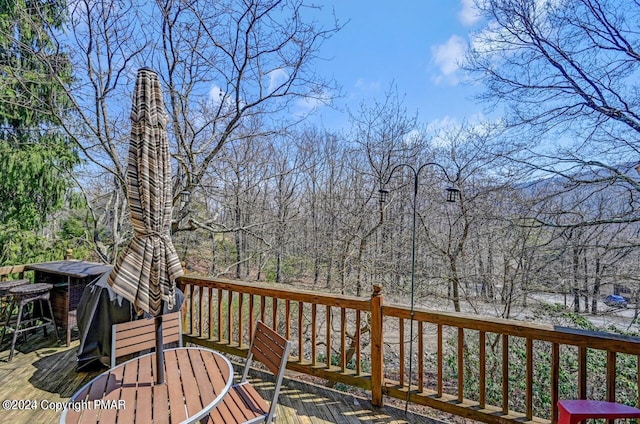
[266,68,289,94]
[431,35,466,85]
[428,115,461,134]
[469,0,564,57]
[344,78,382,102]
[427,112,499,147]
[294,91,332,116]
[458,0,481,26]
[208,84,245,112]
[403,129,423,146]
[428,112,490,132]
[209,84,225,104]
[354,78,382,92]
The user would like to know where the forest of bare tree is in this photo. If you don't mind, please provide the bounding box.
[2,0,639,324]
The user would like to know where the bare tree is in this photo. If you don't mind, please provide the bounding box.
[40,0,339,261]
[467,0,640,136]
[465,0,640,224]
[349,88,424,297]
[151,0,340,228]
[268,136,303,284]
[56,0,150,261]
[416,123,503,313]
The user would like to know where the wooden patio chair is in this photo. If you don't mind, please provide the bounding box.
[205,321,292,424]
[110,311,182,367]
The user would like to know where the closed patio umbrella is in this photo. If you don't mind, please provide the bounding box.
[107,67,183,382]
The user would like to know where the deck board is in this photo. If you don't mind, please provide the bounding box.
[0,334,448,424]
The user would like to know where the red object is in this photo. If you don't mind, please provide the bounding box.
[558,400,640,424]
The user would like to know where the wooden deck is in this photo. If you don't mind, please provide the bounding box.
[0,333,451,424]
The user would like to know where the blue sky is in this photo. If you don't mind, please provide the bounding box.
[309,0,486,130]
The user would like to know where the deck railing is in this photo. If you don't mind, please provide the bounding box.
[4,260,637,423]
[0,265,28,281]
[178,275,640,424]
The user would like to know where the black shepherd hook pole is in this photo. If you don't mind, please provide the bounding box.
[378,162,459,413]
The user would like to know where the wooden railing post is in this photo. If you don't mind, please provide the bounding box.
[371,284,384,407]
[176,277,189,336]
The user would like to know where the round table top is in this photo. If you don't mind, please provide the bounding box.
[9,283,53,295]
[61,347,233,424]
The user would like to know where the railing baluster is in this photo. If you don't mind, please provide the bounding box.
[418,322,424,393]
[285,300,291,340]
[298,301,304,362]
[355,310,361,375]
[341,308,346,373]
[272,297,278,330]
[249,294,255,343]
[458,328,464,402]
[260,296,266,323]
[437,323,443,397]
[217,288,222,341]
[190,285,195,335]
[479,331,485,409]
[311,304,317,366]
[551,342,559,423]
[186,284,193,334]
[399,318,405,387]
[227,290,233,343]
[526,338,533,421]
[208,287,213,339]
[180,283,188,333]
[578,346,587,399]
[326,305,332,369]
[238,293,244,347]
[198,285,204,338]
[502,334,509,415]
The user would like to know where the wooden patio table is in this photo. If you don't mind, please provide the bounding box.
[60,347,233,424]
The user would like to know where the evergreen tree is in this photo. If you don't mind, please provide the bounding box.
[0,0,78,263]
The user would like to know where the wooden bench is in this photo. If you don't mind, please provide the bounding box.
[111,311,182,367]
[558,400,640,424]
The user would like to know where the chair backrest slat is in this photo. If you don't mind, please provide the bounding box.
[251,323,289,376]
[241,320,292,423]
[111,311,182,367]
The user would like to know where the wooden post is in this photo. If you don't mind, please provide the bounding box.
[371,285,384,407]
[551,343,559,423]
[607,351,616,403]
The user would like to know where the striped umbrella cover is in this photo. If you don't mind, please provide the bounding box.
[107,68,183,316]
